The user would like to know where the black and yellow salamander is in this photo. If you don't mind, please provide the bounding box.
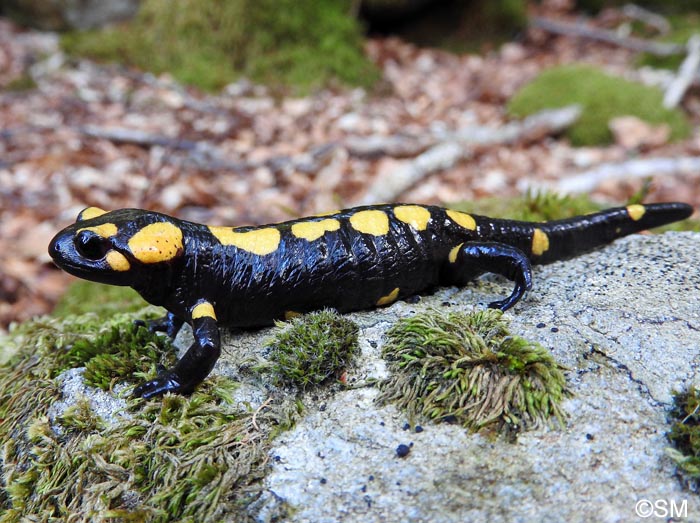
[49,202,693,398]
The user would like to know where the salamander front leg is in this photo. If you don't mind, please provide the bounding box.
[135,311,184,339]
[133,302,221,399]
[442,242,533,311]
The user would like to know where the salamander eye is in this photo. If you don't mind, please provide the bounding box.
[75,230,110,260]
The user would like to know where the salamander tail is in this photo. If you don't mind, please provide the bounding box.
[533,202,694,263]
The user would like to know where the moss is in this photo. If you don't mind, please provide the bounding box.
[0,313,299,521]
[52,280,150,320]
[263,310,359,389]
[507,64,690,146]
[60,321,177,391]
[450,190,605,223]
[667,386,700,491]
[377,309,569,433]
[61,0,379,93]
[4,73,37,91]
[57,397,106,433]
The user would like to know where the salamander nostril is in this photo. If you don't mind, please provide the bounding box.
[75,230,109,260]
[48,237,60,257]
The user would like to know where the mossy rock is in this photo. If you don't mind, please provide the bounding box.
[507,64,690,146]
[61,0,380,92]
[377,309,569,433]
[263,310,359,389]
[667,386,700,491]
[0,312,299,520]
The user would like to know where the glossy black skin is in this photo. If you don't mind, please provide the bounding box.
[48,202,694,398]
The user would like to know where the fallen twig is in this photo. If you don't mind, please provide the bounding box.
[621,4,671,35]
[663,35,700,108]
[344,134,435,158]
[447,105,582,145]
[523,156,700,194]
[80,125,199,150]
[79,124,339,174]
[360,142,467,205]
[360,106,581,204]
[530,16,684,56]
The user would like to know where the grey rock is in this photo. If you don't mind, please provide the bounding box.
[221,232,699,522]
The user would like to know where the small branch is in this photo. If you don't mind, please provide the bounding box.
[663,35,700,108]
[524,156,700,194]
[252,397,274,432]
[360,142,467,205]
[622,4,671,35]
[360,106,581,204]
[345,134,435,158]
[530,16,684,56]
[79,124,338,174]
[448,105,582,146]
[80,125,197,150]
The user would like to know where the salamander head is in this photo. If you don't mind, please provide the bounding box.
[48,207,186,286]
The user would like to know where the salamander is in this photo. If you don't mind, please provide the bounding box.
[48,201,693,398]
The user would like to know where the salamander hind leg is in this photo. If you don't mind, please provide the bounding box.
[442,242,533,311]
[133,302,221,398]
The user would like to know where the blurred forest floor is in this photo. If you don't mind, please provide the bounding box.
[1,3,700,328]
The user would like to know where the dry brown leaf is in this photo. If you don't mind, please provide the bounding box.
[609,115,670,150]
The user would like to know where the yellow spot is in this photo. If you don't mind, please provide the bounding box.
[531,228,550,256]
[377,287,400,306]
[349,209,389,236]
[105,250,130,271]
[209,226,280,256]
[128,222,184,263]
[192,301,217,320]
[394,205,431,231]
[291,218,341,241]
[284,311,302,320]
[626,204,646,221]
[77,207,107,221]
[449,243,463,264]
[446,210,476,230]
[79,223,118,239]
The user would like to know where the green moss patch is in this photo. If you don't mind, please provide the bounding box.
[450,190,604,223]
[0,313,298,521]
[61,0,379,92]
[263,310,359,389]
[52,280,150,320]
[507,64,690,146]
[4,73,37,91]
[61,322,176,390]
[667,386,700,491]
[377,309,569,433]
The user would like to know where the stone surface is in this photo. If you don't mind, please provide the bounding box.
[49,232,698,521]
[219,232,699,522]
